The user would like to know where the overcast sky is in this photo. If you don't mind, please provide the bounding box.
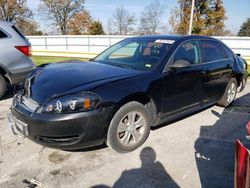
[27,0,250,35]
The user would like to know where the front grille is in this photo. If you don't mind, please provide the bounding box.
[37,135,80,144]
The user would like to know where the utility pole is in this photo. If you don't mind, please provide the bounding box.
[188,0,195,35]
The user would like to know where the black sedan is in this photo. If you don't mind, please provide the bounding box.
[8,35,248,153]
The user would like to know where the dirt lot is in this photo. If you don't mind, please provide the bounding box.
[0,84,250,188]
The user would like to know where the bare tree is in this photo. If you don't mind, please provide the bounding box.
[0,0,43,35]
[106,18,114,35]
[112,5,136,35]
[19,19,43,35]
[39,0,85,35]
[139,0,165,35]
[0,0,32,21]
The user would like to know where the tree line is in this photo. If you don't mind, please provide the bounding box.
[0,0,249,36]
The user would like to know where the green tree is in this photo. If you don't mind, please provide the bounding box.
[238,18,250,36]
[89,21,105,35]
[169,0,228,36]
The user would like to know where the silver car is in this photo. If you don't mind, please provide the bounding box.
[0,21,36,98]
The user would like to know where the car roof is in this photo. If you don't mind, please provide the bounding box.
[129,35,216,42]
[0,20,15,27]
[131,35,183,40]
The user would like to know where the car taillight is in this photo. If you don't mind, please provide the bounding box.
[15,46,31,56]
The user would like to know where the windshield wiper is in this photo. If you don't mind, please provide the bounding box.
[104,62,132,69]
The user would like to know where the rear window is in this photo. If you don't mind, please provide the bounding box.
[0,29,7,38]
[12,25,27,40]
[201,40,224,63]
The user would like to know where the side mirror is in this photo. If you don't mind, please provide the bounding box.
[236,53,241,57]
[169,59,192,70]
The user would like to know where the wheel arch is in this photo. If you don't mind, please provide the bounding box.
[116,93,158,126]
[232,73,243,86]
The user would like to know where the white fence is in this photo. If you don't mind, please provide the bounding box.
[27,35,250,59]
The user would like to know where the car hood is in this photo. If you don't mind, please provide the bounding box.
[28,61,143,104]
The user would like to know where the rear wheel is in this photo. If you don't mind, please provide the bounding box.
[217,78,237,107]
[107,101,150,153]
[0,74,6,99]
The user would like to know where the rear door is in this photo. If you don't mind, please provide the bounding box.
[161,40,207,118]
[200,40,233,101]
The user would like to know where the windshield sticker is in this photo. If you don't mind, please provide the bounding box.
[155,39,175,44]
[145,64,152,68]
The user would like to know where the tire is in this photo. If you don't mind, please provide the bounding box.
[107,101,150,153]
[0,74,7,99]
[217,78,237,107]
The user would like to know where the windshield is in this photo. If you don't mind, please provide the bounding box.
[94,38,174,71]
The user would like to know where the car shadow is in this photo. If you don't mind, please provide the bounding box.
[62,144,108,152]
[194,93,250,188]
[151,103,215,131]
[92,147,180,188]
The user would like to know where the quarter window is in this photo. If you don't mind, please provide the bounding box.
[0,29,7,38]
[201,40,224,63]
[173,41,200,65]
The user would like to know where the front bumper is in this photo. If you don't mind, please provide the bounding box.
[9,97,114,150]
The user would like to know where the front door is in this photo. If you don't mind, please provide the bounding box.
[161,40,207,119]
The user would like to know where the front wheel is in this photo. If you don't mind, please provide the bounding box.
[217,78,237,107]
[107,101,150,153]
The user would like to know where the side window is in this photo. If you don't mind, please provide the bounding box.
[173,41,200,65]
[200,40,224,63]
[222,45,234,59]
[0,29,7,38]
[109,42,139,59]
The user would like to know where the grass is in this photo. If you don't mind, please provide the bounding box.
[32,56,89,66]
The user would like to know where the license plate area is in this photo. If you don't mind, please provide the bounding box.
[7,113,28,138]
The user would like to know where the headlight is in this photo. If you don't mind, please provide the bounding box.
[42,92,101,113]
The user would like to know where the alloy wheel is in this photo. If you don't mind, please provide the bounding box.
[227,82,236,104]
[117,111,146,147]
